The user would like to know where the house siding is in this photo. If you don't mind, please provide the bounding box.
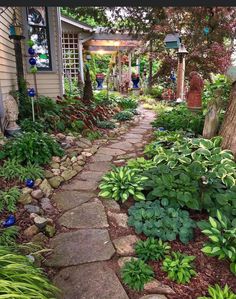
[0,7,63,100]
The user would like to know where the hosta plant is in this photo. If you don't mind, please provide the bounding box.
[135,237,170,262]
[162,251,196,284]
[99,166,147,202]
[127,157,157,173]
[121,258,154,291]
[114,111,134,122]
[0,187,21,212]
[197,210,236,275]
[128,199,196,244]
[197,284,236,299]
[0,246,59,298]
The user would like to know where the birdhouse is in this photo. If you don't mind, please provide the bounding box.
[164,33,180,49]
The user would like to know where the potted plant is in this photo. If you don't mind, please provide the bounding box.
[131,73,140,88]
[96,73,105,89]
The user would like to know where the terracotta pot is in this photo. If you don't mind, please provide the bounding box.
[187,91,202,110]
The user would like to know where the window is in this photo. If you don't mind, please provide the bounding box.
[26,7,52,70]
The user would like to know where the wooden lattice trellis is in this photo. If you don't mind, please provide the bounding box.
[62,33,79,78]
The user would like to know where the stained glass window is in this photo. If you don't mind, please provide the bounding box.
[26,7,52,70]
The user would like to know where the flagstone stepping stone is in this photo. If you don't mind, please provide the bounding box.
[129,128,148,134]
[144,279,175,295]
[58,202,108,229]
[53,262,129,299]
[101,199,121,211]
[78,171,104,181]
[52,191,95,211]
[97,147,126,156]
[87,161,111,172]
[113,235,139,255]
[107,211,128,228]
[140,295,168,299]
[124,133,143,139]
[91,154,113,162]
[62,180,98,191]
[128,138,144,144]
[46,229,115,267]
[109,141,134,151]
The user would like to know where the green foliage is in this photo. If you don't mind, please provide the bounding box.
[147,85,164,98]
[152,105,204,134]
[121,258,154,291]
[0,159,44,182]
[128,200,196,244]
[202,74,231,110]
[96,120,116,129]
[118,98,138,110]
[0,226,19,247]
[85,130,103,141]
[114,111,134,122]
[197,284,236,299]
[99,166,147,202]
[197,210,236,275]
[71,120,85,132]
[0,188,20,212]
[127,157,157,173]
[20,119,44,133]
[2,132,64,165]
[135,237,170,262]
[0,246,59,298]
[162,251,196,284]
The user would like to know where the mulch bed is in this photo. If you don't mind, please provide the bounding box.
[107,198,236,299]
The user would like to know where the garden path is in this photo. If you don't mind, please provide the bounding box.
[47,107,155,299]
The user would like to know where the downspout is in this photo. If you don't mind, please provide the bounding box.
[57,7,64,96]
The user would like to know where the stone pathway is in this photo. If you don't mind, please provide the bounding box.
[48,108,156,299]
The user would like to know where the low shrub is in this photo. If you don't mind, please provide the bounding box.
[114,111,134,122]
[128,200,196,244]
[162,251,196,284]
[0,159,44,182]
[0,187,20,212]
[20,119,44,133]
[118,98,138,110]
[85,130,103,141]
[1,132,64,165]
[198,210,236,275]
[99,166,147,202]
[135,237,170,262]
[96,120,116,129]
[197,284,236,299]
[121,258,154,291]
[152,104,204,134]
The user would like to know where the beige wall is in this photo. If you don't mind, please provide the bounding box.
[0,7,63,100]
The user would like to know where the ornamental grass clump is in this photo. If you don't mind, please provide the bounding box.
[0,246,59,298]
[99,166,147,202]
[121,258,154,291]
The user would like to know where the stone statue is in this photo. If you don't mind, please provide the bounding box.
[187,71,204,111]
[3,94,21,136]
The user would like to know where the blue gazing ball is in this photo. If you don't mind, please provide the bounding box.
[158,127,165,131]
[29,57,36,65]
[203,27,210,35]
[3,215,16,228]
[28,47,35,55]
[25,178,34,188]
[28,88,35,97]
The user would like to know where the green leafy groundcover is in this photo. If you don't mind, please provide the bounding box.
[128,200,196,244]
[0,246,59,298]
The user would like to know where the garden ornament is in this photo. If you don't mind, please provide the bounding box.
[186,71,204,111]
[2,215,16,228]
[4,94,21,136]
[25,179,35,188]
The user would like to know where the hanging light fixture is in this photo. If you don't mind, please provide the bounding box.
[9,8,24,40]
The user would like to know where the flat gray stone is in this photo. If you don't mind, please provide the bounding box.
[87,162,112,172]
[97,147,126,156]
[124,133,143,139]
[108,211,128,228]
[91,154,113,162]
[144,279,175,295]
[53,262,129,299]
[46,229,115,267]
[62,180,98,191]
[109,141,134,151]
[79,171,104,182]
[52,191,95,211]
[101,199,121,211]
[58,202,108,229]
[113,235,139,255]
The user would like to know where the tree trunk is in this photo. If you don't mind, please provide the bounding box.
[202,103,221,139]
[219,81,236,156]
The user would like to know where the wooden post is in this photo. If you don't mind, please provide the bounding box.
[176,55,186,100]
[118,52,122,91]
[128,52,132,88]
[78,42,84,83]
[14,38,24,93]
[148,39,153,89]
